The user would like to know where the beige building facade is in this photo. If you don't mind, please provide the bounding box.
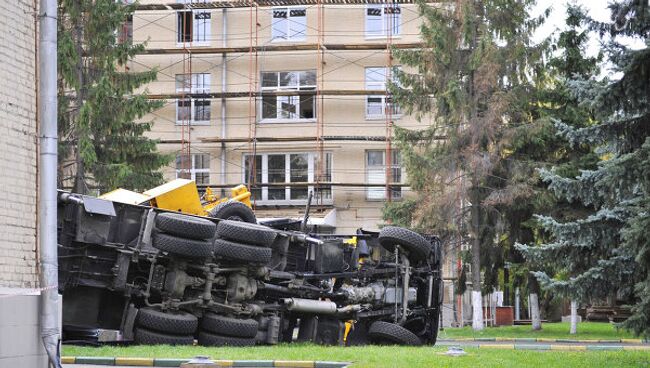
[132,0,433,234]
[0,0,49,366]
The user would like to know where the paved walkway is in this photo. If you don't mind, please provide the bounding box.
[437,340,650,350]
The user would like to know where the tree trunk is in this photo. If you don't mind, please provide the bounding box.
[73,154,85,194]
[570,300,578,334]
[529,276,542,331]
[72,0,87,194]
[470,186,483,331]
[504,267,510,306]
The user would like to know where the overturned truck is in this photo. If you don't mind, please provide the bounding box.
[58,191,443,346]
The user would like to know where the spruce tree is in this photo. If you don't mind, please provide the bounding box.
[517,0,650,338]
[58,0,168,193]
[493,4,600,331]
[387,0,546,330]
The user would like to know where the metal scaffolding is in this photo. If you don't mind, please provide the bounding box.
[133,0,434,193]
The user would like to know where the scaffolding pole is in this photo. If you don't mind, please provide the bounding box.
[247,1,259,204]
[385,0,395,202]
[180,9,193,179]
[315,0,325,206]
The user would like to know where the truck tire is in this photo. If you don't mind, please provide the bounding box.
[378,226,431,263]
[152,232,213,258]
[198,331,256,347]
[201,314,258,338]
[213,239,272,264]
[216,220,277,247]
[155,212,216,240]
[368,321,422,346]
[134,327,194,345]
[137,308,198,335]
[208,201,256,223]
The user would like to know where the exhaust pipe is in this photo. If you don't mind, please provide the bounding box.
[281,298,360,315]
[38,0,61,366]
[283,298,337,314]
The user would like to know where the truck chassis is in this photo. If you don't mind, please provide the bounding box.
[57,191,443,346]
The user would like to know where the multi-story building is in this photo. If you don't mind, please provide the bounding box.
[0,1,50,366]
[131,1,460,327]
[131,0,432,234]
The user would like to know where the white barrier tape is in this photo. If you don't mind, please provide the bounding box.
[0,285,58,299]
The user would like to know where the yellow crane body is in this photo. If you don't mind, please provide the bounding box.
[99,179,251,216]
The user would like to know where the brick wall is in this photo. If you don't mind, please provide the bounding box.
[0,0,39,288]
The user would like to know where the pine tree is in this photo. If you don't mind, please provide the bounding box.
[387,0,546,330]
[58,0,169,193]
[517,0,650,338]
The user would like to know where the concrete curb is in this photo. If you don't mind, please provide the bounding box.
[61,357,350,367]
[438,337,649,344]
[61,344,650,367]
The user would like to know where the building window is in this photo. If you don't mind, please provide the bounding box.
[366,150,402,200]
[176,153,210,184]
[243,152,332,204]
[175,73,211,124]
[365,67,401,119]
[272,7,307,42]
[176,1,211,45]
[365,4,401,38]
[261,70,316,122]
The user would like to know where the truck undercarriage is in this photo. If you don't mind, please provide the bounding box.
[58,191,443,347]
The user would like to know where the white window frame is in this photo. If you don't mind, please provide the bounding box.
[176,153,210,184]
[242,152,333,205]
[365,67,401,120]
[365,4,401,39]
[176,0,211,47]
[366,150,402,201]
[271,7,307,42]
[175,73,211,125]
[260,70,317,123]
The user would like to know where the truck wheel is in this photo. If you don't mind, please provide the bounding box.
[216,220,277,247]
[137,308,198,335]
[134,327,194,345]
[428,308,441,345]
[213,239,272,264]
[198,331,256,347]
[208,201,256,223]
[155,212,216,240]
[378,226,431,263]
[368,321,422,346]
[201,314,258,338]
[152,232,213,258]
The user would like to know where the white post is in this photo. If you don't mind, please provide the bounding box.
[472,290,483,330]
[570,300,578,334]
[530,293,541,330]
[515,287,520,320]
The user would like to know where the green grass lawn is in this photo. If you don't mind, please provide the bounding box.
[439,322,638,340]
[62,344,650,368]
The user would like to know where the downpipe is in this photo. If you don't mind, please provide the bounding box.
[38,0,61,365]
